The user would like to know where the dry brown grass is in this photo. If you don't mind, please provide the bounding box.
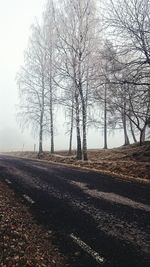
[4,141,150,182]
[0,181,65,267]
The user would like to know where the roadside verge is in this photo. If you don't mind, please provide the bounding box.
[0,180,65,267]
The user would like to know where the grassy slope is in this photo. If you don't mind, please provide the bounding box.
[3,142,150,182]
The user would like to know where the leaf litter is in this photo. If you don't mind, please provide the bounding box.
[0,181,65,267]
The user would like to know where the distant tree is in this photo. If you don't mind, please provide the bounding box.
[17,22,48,154]
[103,0,150,82]
[93,41,130,147]
[17,0,57,154]
[101,0,150,144]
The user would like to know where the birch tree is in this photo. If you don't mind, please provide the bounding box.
[56,0,98,160]
[102,0,150,129]
[17,22,48,154]
[43,0,57,153]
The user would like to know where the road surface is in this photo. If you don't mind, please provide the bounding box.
[0,155,150,267]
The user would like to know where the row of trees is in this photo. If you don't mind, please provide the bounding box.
[17,0,150,160]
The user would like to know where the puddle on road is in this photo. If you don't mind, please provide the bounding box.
[70,181,150,212]
[31,165,48,171]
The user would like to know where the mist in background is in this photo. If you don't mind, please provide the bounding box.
[0,0,124,152]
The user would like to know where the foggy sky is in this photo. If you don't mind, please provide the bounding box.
[0,0,124,152]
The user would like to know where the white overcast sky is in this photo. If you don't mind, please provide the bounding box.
[0,0,124,152]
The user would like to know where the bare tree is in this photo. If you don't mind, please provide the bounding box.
[93,41,123,148]
[55,0,99,160]
[43,0,57,153]
[103,0,150,75]
[17,0,150,154]
[17,22,49,154]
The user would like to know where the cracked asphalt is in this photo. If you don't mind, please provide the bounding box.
[0,155,150,267]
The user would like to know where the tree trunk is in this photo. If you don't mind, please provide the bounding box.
[129,119,137,143]
[79,81,88,160]
[48,44,54,154]
[122,107,130,146]
[139,130,143,146]
[39,76,45,154]
[68,97,74,155]
[75,91,82,160]
[123,117,130,145]
[82,100,88,160]
[141,127,146,143]
[78,50,88,160]
[104,86,108,149]
[49,80,54,154]
[39,121,43,154]
[140,125,146,145]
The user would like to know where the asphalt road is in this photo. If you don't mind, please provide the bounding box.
[0,154,150,267]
